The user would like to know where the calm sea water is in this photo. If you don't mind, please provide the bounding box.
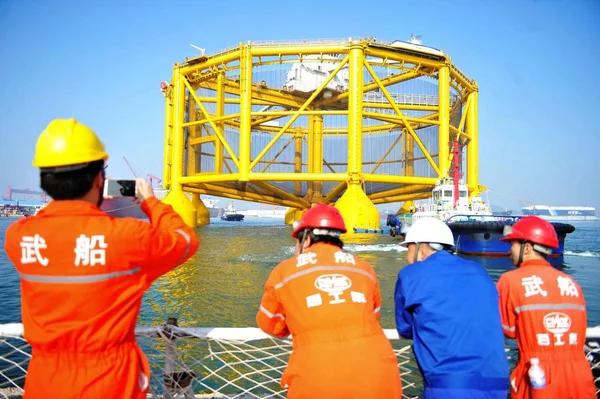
[1,217,599,330]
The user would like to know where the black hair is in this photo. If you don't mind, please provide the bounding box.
[40,160,105,200]
[297,229,344,249]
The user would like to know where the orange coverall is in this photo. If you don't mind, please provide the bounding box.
[497,259,596,399]
[256,242,402,399]
[4,198,199,399]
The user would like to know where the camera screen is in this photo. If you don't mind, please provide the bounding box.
[117,180,136,197]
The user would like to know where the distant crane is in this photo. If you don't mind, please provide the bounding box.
[123,157,138,178]
[5,186,48,202]
[147,174,162,187]
[123,157,161,187]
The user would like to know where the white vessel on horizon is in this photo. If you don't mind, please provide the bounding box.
[237,208,287,219]
[522,205,598,221]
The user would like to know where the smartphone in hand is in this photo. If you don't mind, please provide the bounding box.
[103,179,136,197]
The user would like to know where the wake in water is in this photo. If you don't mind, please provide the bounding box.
[233,243,407,263]
[283,243,407,255]
[238,246,598,263]
[345,243,407,253]
[564,251,600,258]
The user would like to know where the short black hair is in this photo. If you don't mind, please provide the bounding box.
[40,160,105,200]
[297,229,344,249]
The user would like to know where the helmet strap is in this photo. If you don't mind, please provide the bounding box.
[517,241,550,265]
[517,241,526,266]
[298,229,309,254]
[96,168,106,208]
[413,243,421,264]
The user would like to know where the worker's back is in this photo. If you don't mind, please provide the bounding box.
[257,242,402,399]
[5,198,198,398]
[396,251,509,381]
[497,260,596,399]
[274,244,382,337]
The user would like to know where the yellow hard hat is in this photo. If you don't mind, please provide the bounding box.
[32,118,109,168]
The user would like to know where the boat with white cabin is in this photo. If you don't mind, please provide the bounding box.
[386,178,575,257]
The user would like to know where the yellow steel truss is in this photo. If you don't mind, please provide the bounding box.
[162,38,480,229]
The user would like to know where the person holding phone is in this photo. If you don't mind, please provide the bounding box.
[3,118,199,399]
[104,179,137,198]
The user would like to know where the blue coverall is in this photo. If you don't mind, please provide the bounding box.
[394,250,509,399]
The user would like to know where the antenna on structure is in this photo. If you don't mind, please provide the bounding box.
[189,44,206,56]
[408,34,422,45]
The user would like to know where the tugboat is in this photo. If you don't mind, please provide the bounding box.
[220,202,244,222]
[386,176,496,237]
[387,178,575,257]
[385,136,575,256]
[447,214,574,257]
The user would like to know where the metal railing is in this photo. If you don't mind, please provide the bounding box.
[1,322,599,398]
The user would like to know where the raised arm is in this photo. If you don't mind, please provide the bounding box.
[136,180,198,281]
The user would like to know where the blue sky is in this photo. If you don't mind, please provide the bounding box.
[1,0,598,212]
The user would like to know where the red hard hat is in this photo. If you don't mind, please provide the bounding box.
[292,203,347,238]
[500,216,559,249]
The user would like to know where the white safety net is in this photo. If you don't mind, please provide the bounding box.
[1,322,599,399]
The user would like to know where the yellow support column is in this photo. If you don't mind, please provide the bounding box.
[404,128,414,177]
[163,78,175,189]
[186,95,211,226]
[215,72,225,174]
[306,115,315,201]
[438,65,450,178]
[335,42,379,233]
[466,90,479,196]
[312,113,324,201]
[187,93,197,176]
[400,128,415,214]
[286,115,316,227]
[294,132,303,196]
[239,44,252,181]
[285,207,306,226]
[191,194,210,225]
[161,68,198,227]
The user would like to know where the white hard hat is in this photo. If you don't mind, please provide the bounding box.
[399,217,455,248]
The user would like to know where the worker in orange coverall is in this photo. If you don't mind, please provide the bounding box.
[497,215,596,399]
[256,203,402,399]
[4,119,199,399]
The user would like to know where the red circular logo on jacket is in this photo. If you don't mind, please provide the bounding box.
[314,274,352,293]
[543,312,572,334]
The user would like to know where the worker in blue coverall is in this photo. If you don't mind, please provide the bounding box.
[394,217,509,399]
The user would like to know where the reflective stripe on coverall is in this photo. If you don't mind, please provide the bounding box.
[497,259,596,399]
[256,242,402,399]
[4,198,199,399]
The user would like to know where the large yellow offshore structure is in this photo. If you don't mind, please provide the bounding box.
[161,37,481,230]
